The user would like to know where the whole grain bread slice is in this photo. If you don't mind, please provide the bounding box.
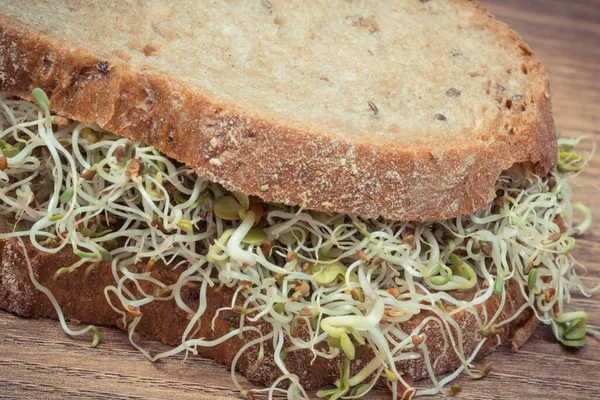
[0,218,536,390]
[0,0,555,222]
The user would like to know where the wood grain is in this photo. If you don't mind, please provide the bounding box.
[1,1,599,399]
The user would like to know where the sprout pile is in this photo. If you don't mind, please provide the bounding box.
[0,90,597,400]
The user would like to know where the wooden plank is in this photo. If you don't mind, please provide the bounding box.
[1,1,599,399]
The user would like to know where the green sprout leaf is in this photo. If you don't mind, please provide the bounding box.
[176,219,194,233]
[278,229,306,245]
[572,202,592,235]
[32,88,50,112]
[559,237,576,254]
[241,228,267,245]
[314,262,357,285]
[429,274,451,286]
[494,275,504,296]
[232,191,250,211]
[553,311,589,347]
[384,367,398,382]
[527,268,538,292]
[340,333,355,360]
[74,249,97,259]
[564,319,587,340]
[100,249,113,263]
[470,363,492,380]
[214,195,243,221]
[557,151,583,173]
[351,383,372,397]
[0,140,20,157]
[90,326,100,347]
[60,187,74,204]
[49,213,64,221]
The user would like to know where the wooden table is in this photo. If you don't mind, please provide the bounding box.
[1,1,599,399]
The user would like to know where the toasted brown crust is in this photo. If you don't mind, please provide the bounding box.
[0,219,533,390]
[0,0,556,222]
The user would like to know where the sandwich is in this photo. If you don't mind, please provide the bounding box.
[0,1,596,399]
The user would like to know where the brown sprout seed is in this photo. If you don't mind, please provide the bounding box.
[185,281,201,289]
[114,145,126,162]
[404,234,416,248]
[299,307,313,316]
[482,363,492,375]
[290,324,299,338]
[411,335,424,346]
[144,260,156,272]
[285,251,298,262]
[355,249,368,261]
[240,280,253,289]
[554,215,567,233]
[548,231,562,242]
[127,159,141,178]
[446,384,462,397]
[126,305,142,317]
[53,115,69,128]
[0,156,7,170]
[81,168,97,180]
[351,289,364,302]
[87,130,101,144]
[153,286,172,297]
[385,308,405,318]
[301,262,311,273]
[295,282,310,297]
[545,287,556,303]
[260,241,272,255]
[481,241,493,256]
[249,203,264,224]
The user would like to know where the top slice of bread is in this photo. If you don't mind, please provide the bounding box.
[0,0,556,221]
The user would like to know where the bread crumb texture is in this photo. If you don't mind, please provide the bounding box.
[0,0,556,221]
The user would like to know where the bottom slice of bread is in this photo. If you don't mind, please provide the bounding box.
[0,218,536,391]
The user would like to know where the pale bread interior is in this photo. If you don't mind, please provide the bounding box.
[4,0,540,150]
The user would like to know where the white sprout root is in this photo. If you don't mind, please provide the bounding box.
[0,92,596,399]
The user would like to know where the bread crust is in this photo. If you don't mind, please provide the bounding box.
[0,220,533,390]
[0,0,556,222]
